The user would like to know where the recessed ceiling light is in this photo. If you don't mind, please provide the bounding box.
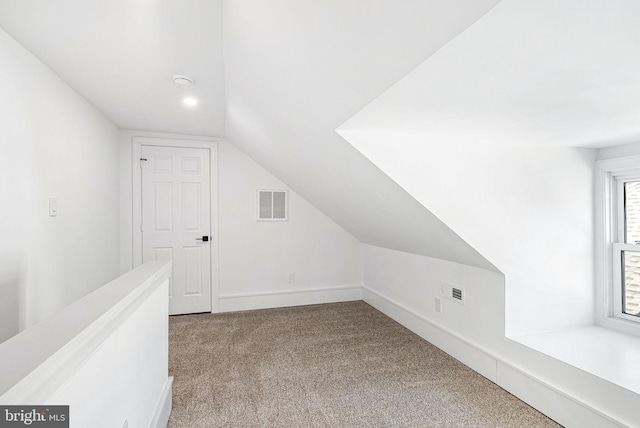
[183,97,198,107]
[173,75,194,87]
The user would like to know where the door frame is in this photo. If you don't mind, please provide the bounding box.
[132,136,220,313]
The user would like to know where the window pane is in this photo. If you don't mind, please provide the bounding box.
[625,181,640,244]
[623,251,640,316]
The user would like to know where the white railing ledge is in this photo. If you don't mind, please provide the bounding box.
[0,261,171,403]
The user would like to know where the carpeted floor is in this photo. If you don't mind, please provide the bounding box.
[168,301,561,427]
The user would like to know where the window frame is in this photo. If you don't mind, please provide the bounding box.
[596,155,640,334]
[613,176,640,321]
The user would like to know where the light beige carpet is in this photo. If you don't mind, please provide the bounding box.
[168,301,561,427]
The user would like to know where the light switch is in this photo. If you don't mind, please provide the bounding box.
[49,197,58,217]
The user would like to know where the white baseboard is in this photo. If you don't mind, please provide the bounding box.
[362,287,497,381]
[362,286,626,428]
[149,376,173,428]
[218,285,362,312]
[496,364,623,428]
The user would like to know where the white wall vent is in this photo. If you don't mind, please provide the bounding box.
[257,190,288,221]
[442,281,465,305]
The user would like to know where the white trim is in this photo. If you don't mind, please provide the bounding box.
[616,178,625,243]
[595,163,614,324]
[595,156,640,335]
[363,286,627,428]
[616,175,640,244]
[149,376,173,428]
[132,135,220,313]
[220,285,362,299]
[218,286,362,312]
[596,155,640,174]
[496,363,626,428]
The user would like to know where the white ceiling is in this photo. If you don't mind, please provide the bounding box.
[4,0,634,268]
[339,0,640,149]
[0,0,226,136]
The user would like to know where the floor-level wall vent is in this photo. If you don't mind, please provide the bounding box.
[442,281,465,305]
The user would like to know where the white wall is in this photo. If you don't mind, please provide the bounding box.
[344,131,596,336]
[0,28,120,338]
[217,141,362,310]
[120,131,363,311]
[362,244,639,427]
[335,0,612,338]
[362,245,505,375]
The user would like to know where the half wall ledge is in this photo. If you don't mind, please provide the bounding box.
[0,261,172,428]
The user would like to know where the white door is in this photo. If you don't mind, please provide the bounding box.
[141,145,212,315]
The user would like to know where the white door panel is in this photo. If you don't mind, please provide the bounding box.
[141,145,211,315]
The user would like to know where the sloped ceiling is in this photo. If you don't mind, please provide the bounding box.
[0,0,506,271]
[339,0,640,148]
[222,0,501,271]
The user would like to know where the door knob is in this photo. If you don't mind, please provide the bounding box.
[196,236,209,242]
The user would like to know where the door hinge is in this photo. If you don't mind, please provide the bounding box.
[140,223,143,232]
[140,158,148,168]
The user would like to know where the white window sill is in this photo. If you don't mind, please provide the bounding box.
[511,325,640,395]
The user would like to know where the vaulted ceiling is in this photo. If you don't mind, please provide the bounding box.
[2,0,635,271]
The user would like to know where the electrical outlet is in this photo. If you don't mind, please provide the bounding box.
[288,272,295,283]
[435,297,441,313]
[49,197,58,217]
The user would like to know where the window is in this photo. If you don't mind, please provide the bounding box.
[613,179,640,319]
[597,156,640,328]
[257,190,288,221]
